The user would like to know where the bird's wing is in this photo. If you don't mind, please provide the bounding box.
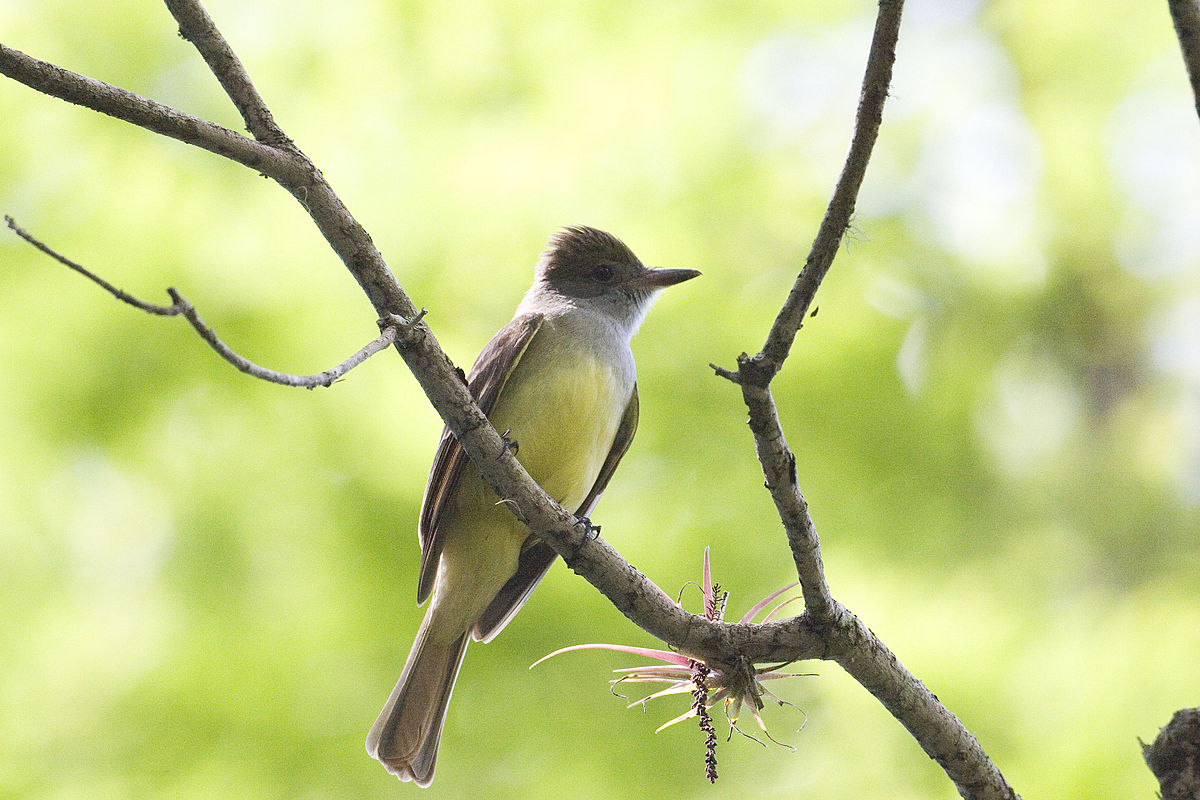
[416,313,544,604]
[472,385,639,642]
[575,383,639,519]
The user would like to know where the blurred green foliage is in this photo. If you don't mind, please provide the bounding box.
[2,1,1198,798]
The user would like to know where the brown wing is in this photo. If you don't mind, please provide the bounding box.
[416,313,544,604]
[473,384,639,641]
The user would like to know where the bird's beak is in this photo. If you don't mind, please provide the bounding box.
[634,267,702,289]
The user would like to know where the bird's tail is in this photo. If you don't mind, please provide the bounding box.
[366,613,470,787]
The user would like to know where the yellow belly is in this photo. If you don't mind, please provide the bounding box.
[428,332,631,631]
[490,350,626,511]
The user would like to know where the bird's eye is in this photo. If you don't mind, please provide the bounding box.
[590,264,615,283]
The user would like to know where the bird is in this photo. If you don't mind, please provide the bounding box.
[366,226,699,786]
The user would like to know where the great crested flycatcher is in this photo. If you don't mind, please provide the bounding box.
[366,226,699,786]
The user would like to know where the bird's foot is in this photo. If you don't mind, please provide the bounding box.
[575,515,601,539]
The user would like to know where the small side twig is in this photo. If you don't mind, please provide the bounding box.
[170,288,410,388]
[6,215,404,389]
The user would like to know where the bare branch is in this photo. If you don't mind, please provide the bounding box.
[829,605,1019,800]
[1143,707,1200,800]
[0,43,304,184]
[169,289,411,388]
[162,0,291,144]
[7,215,403,388]
[759,0,903,379]
[716,2,1019,797]
[740,380,832,615]
[1168,0,1200,120]
[718,0,905,625]
[6,215,180,316]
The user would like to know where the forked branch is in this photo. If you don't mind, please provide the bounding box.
[3,3,1021,798]
[0,0,769,669]
[713,1,1018,798]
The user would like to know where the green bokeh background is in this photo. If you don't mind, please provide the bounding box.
[3,1,1198,798]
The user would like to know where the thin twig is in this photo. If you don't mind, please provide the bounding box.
[1167,0,1200,121]
[170,288,407,387]
[6,215,179,315]
[7,215,403,388]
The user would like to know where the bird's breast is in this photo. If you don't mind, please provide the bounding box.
[488,332,633,512]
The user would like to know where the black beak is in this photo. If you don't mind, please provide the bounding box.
[634,267,702,289]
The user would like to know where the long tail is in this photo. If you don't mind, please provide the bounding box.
[366,614,470,787]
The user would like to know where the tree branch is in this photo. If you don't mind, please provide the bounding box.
[162,0,291,144]
[828,606,1018,800]
[6,215,405,388]
[716,2,1018,797]
[757,0,903,376]
[0,43,304,184]
[718,0,904,625]
[1,1,756,670]
[1168,0,1200,120]
[6,214,180,316]
[168,290,410,388]
[1144,708,1200,800]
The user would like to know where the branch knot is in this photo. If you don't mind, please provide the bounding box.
[735,352,779,389]
[378,309,428,346]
